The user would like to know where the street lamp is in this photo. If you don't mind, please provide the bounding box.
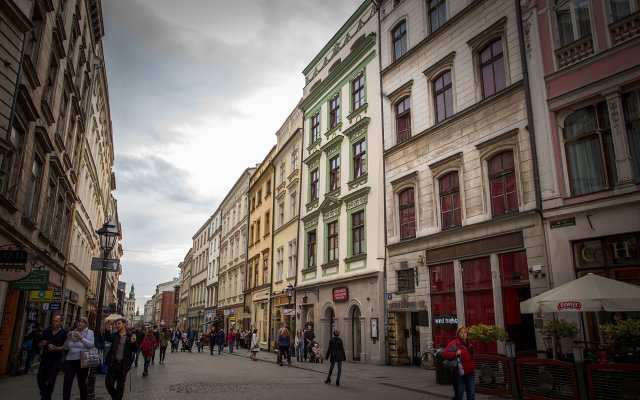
[285,284,294,302]
[87,219,117,400]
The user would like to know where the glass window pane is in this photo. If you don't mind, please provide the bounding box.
[576,0,592,37]
[556,3,574,46]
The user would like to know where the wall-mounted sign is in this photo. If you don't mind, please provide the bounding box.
[433,314,458,329]
[0,249,31,281]
[550,217,576,229]
[332,287,348,302]
[371,318,378,339]
[12,270,49,291]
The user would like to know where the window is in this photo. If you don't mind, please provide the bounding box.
[250,225,255,245]
[353,139,367,179]
[329,155,340,191]
[276,246,284,282]
[564,102,616,195]
[351,210,365,255]
[398,188,416,239]
[278,201,285,227]
[290,192,297,218]
[307,230,317,268]
[280,163,286,184]
[352,74,365,110]
[257,190,262,204]
[24,154,44,219]
[254,260,259,287]
[329,95,340,128]
[288,239,297,278]
[327,221,339,262]
[311,113,320,143]
[622,91,640,181]
[610,0,639,22]
[266,180,271,197]
[429,0,447,33]
[392,20,408,60]
[555,0,591,47]
[264,212,270,235]
[462,257,496,353]
[263,255,269,284]
[488,151,518,215]
[430,263,457,346]
[433,70,453,122]
[396,97,411,143]
[310,169,319,201]
[479,40,506,98]
[256,218,261,239]
[439,172,461,229]
[0,124,26,200]
[397,269,415,292]
[291,151,299,172]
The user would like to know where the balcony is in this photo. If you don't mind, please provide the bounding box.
[554,35,594,69]
[609,11,640,45]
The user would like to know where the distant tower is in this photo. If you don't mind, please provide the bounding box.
[128,284,135,299]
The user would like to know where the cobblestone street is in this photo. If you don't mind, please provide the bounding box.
[0,347,501,400]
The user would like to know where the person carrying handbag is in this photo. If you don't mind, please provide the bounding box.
[442,326,476,400]
[62,317,95,400]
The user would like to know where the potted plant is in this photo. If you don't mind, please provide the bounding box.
[539,318,579,357]
[467,324,508,354]
[600,318,640,363]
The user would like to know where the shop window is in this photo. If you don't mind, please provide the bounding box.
[499,251,529,286]
[462,257,496,353]
[430,263,457,347]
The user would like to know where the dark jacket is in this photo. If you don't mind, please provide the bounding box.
[303,329,315,344]
[443,337,475,374]
[325,336,346,362]
[277,332,290,348]
[105,330,138,372]
[215,330,225,345]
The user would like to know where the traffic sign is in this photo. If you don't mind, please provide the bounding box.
[90,257,120,272]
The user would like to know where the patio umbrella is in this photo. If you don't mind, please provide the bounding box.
[104,313,125,323]
[520,273,640,314]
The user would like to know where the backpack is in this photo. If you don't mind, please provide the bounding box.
[141,337,154,353]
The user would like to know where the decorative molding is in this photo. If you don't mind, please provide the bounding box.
[321,134,344,156]
[390,171,418,187]
[304,151,321,169]
[302,210,320,227]
[347,103,368,123]
[386,80,414,105]
[344,117,370,141]
[347,174,368,190]
[305,199,319,213]
[475,128,519,150]
[428,152,463,170]
[324,121,342,139]
[343,186,370,210]
[423,52,456,80]
[467,16,507,52]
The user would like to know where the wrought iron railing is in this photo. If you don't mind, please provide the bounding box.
[587,363,640,400]
[516,358,578,400]
[474,353,512,397]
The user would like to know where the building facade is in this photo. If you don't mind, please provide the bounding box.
[205,208,221,328]
[270,105,303,346]
[522,0,640,346]
[188,218,209,329]
[179,250,192,329]
[297,1,386,365]
[218,168,255,332]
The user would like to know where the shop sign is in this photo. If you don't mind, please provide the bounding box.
[332,287,348,302]
[433,314,458,329]
[550,217,576,229]
[284,308,296,316]
[12,270,49,291]
[0,249,32,281]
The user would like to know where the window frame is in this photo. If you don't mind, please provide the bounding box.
[433,70,454,123]
[608,0,640,22]
[310,168,320,202]
[397,268,416,293]
[351,73,366,112]
[350,209,366,256]
[487,150,519,216]
[398,187,416,240]
[392,20,408,61]
[329,93,341,129]
[479,39,507,99]
[428,0,447,33]
[553,0,592,47]
[306,229,317,269]
[395,96,411,144]
[438,171,462,229]
[352,138,367,180]
[311,112,320,143]
[326,220,339,263]
[328,154,341,192]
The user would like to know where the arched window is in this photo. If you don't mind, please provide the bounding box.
[398,187,416,240]
[396,96,411,144]
[392,20,407,61]
[488,151,518,216]
[439,171,461,229]
[479,39,506,98]
[352,307,362,361]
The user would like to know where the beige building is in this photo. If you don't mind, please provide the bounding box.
[246,146,276,348]
[297,1,386,365]
[218,168,255,332]
[204,208,221,328]
[379,0,545,364]
[179,250,192,329]
[269,105,303,345]
[0,0,120,374]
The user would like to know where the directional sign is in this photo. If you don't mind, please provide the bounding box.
[13,270,49,291]
[90,257,120,272]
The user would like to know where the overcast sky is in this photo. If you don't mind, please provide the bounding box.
[102,0,364,312]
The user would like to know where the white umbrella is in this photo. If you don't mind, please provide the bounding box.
[104,313,125,323]
[520,273,640,314]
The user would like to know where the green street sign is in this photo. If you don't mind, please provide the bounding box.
[12,270,49,291]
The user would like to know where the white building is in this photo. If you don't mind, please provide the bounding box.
[205,209,222,327]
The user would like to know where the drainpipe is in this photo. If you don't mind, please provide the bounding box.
[371,0,389,366]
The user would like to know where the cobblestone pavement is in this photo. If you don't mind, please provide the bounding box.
[0,347,503,400]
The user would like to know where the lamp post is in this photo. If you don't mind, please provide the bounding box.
[505,341,520,400]
[87,219,118,400]
[573,345,588,400]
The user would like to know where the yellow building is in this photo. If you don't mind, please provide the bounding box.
[246,146,277,349]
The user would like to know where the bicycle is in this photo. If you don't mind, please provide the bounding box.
[420,342,443,369]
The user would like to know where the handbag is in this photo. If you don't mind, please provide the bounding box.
[80,347,101,369]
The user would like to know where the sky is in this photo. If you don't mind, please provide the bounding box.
[102,0,364,312]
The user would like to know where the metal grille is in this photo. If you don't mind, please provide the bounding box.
[474,354,511,396]
[517,359,577,400]
[588,364,640,400]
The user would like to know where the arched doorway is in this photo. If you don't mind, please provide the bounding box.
[352,307,361,361]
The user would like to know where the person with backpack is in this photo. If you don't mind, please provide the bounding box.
[140,328,158,377]
[442,326,476,400]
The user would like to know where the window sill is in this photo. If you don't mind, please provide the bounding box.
[396,289,415,294]
[0,194,18,214]
[324,122,342,138]
[305,199,319,212]
[344,253,366,263]
[302,266,317,273]
[307,139,322,153]
[347,103,368,123]
[326,188,341,198]
[348,174,368,190]
[321,260,339,269]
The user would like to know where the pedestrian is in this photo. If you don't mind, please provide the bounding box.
[227,329,235,353]
[62,317,94,400]
[294,329,304,362]
[158,328,169,364]
[209,328,216,355]
[240,329,246,349]
[249,329,259,360]
[104,317,137,400]
[197,330,204,353]
[324,330,346,386]
[37,314,67,400]
[277,327,291,366]
[234,329,241,350]
[133,326,143,367]
[216,328,225,354]
[303,325,315,362]
[151,325,160,364]
[140,328,158,377]
[443,326,476,400]
[23,322,42,374]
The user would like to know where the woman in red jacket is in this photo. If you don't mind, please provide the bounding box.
[140,328,158,377]
[442,326,475,400]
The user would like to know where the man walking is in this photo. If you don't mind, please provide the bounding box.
[208,328,216,355]
[216,328,225,354]
[303,325,315,362]
[104,317,137,400]
[37,315,67,400]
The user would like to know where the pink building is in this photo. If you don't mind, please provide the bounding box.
[160,291,176,326]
